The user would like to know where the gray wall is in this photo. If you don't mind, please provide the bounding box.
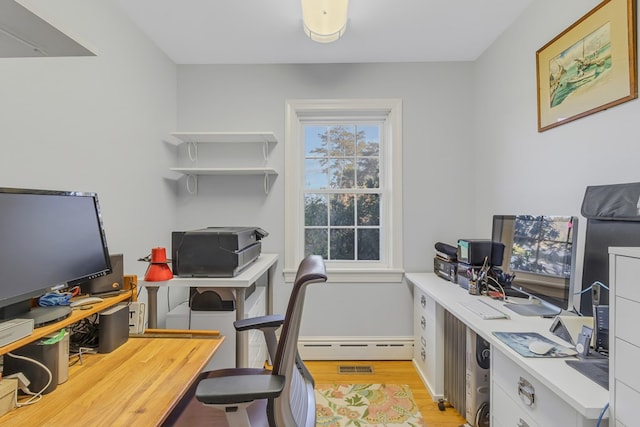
[473,0,640,304]
[175,63,477,337]
[0,0,177,318]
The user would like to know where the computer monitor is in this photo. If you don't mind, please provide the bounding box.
[491,215,578,317]
[0,187,112,326]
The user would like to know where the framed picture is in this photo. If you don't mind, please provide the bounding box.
[536,0,637,132]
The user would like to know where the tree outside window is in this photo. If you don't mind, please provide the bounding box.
[303,124,381,261]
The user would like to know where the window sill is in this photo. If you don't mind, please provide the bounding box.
[283,268,404,283]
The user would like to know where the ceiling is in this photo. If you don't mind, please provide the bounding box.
[112,0,534,65]
[0,0,94,57]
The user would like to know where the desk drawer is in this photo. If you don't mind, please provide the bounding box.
[614,339,640,397]
[492,380,540,427]
[614,297,640,351]
[614,379,639,426]
[491,350,578,426]
[614,255,640,303]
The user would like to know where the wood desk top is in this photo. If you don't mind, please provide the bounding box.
[0,291,135,356]
[0,335,223,426]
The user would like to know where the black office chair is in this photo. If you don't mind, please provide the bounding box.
[193,254,327,427]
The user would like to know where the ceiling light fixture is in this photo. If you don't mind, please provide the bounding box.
[301,0,349,43]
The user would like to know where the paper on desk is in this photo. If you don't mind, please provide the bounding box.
[129,302,146,334]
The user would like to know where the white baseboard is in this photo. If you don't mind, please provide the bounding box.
[298,336,414,360]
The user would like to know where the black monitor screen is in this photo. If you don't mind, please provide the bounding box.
[0,188,111,321]
[492,215,578,315]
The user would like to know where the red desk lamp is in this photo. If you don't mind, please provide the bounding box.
[144,247,173,281]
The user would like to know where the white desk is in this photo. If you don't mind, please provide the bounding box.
[142,253,278,367]
[406,273,609,426]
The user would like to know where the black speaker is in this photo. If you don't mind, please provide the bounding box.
[80,253,123,296]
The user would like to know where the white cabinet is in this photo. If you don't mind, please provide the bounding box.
[609,248,640,426]
[413,284,444,400]
[170,132,278,194]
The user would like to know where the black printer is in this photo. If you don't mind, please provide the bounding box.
[172,227,268,277]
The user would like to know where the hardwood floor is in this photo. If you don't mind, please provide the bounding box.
[306,360,467,427]
[166,360,467,426]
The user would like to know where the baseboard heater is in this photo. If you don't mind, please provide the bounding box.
[298,336,414,360]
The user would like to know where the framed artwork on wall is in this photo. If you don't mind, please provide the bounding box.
[536,0,637,132]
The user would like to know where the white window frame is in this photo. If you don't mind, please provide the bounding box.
[284,99,404,283]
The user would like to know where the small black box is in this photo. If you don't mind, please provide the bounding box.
[457,240,505,266]
[98,304,129,353]
[434,257,457,282]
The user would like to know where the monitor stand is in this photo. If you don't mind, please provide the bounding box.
[23,306,72,327]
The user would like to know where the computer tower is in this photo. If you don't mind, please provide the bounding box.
[465,329,490,427]
[3,340,59,395]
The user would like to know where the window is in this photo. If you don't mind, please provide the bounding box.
[304,124,381,261]
[284,99,403,283]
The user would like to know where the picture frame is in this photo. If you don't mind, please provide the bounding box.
[536,0,637,132]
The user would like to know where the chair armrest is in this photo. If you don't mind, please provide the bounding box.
[196,374,285,405]
[233,314,284,331]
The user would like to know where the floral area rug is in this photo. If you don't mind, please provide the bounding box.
[315,384,425,427]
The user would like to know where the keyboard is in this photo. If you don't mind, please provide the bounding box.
[458,298,509,319]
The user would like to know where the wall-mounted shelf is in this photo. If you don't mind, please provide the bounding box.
[169,132,278,194]
[171,132,277,144]
[170,167,278,176]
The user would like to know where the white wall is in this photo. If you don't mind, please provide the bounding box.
[0,0,177,320]
[175,63,477,338]
[473,0,640,301]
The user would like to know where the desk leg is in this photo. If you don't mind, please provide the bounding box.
[146,285,159,329]
[236,287,246,368]
[267,262,276,315]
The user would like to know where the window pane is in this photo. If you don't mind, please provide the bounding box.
[356,125,380,156]
[329,158,355,189]
[358,229,380,260]
[305,159,329,189]
[330,194,354,226]
[357,194,380,226]
[330,228,354,260]
[357,158,379,189]
[305,194,328,226]
[305,228,328,258]
[305,126,327,156]
[329,125,356,156]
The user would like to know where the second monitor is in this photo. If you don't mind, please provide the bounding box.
[492,215,579,317]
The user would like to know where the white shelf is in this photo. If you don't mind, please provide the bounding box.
[170,167,278,176]
[171,132,277,144]
[169,131,279,194]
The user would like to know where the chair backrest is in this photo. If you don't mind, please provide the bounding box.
[267,254,327,427]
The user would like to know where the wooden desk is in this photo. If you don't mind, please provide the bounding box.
[0,336,223,426]
[0,291,135,356]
